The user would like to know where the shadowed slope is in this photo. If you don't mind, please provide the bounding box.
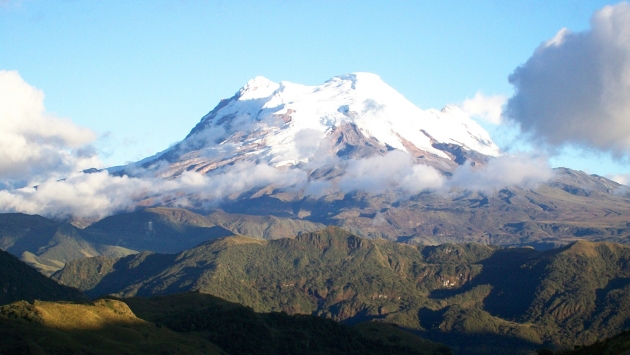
[53,228,630,354]
[0,249,86,306]
[122,292,453,355]
[0,299,225,355]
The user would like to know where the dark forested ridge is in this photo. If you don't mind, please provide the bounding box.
[122,292,452,355]
[53,227,630,354]
[0,294,451,355]
[0,248,86,306]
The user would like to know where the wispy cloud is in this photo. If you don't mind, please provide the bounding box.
[608,173,630,186]
[505,2,630,159]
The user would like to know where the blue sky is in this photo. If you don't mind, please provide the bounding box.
[1,0,627,178]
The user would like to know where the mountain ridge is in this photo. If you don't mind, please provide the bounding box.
[52,227,630,354]
[122,72,499,182]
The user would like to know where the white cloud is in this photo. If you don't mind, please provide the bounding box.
[505,2,630,158]
[608,173,630,186]
[0,70,100,188]
[447,153,553,193]
[460,92,506,124]
[0,172,151,219]
[337,150,444,195]
[0,160,308,219]
[0,145,556,219]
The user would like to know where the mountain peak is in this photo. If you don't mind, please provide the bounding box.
[329,72,382,86]
[150,73,500,177]
[238,76,280,100]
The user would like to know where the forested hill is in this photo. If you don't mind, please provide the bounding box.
[54,227,630,354]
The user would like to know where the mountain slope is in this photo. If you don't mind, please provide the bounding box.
[84,207,326,253]
[0,248,86,305]
[122,292,452,355]
[0,209,326,275]
[135,73,498,180]
[0,299,225,355]
[53,227,630,354]
[0,213,136,275]
[97,73,630,249]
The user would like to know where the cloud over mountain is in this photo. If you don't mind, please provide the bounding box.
[505,2,630,158]
[0,72,555,220]
[447,153,553,193]
[0,70,100,188]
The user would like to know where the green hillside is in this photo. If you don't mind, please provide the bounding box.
[0,248,450,355]
[0,298,226,355]
[53,227,630,354]
[0,293,451,355]
[0,213,136,275]
[122,292,452,355]
[0,248,86,306]
[0,209,326,275]
[549,329,630,354]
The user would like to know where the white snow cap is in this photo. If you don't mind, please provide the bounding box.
[184,72,499,167]
[238,76,280,100]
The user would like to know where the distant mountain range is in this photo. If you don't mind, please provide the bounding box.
[0,208,325,275]
[3,73,630,258]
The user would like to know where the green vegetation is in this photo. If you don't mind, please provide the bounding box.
[549,329,630,355]
[0,208,325,275]
[0,293,451,355]
[52,227,630,354]
[123,292,452,355]
[0,213,136,276]
[5,215,630,354]
[0,299,225,355]
[0,249,86,306]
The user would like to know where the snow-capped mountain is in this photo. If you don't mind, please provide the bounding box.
[134,73,499,179]
[13,73,630,250]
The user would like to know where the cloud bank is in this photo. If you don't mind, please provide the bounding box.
[0,149,553,220]
[0,70,100,188]
[0,161,307,219]
[505,2,630,158]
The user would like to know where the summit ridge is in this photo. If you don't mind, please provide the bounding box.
[142,73,499,178]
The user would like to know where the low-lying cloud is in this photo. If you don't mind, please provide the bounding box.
[0,70,100,188]
[0,147,554,220]
[0,161,307,219]
[447,154,553,193]
[338,150,444,195]
[505,2,630,158]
